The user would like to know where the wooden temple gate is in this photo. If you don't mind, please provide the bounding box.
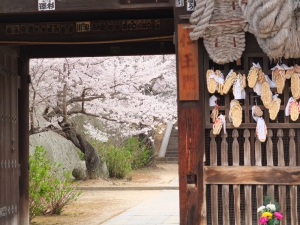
[1,0,300,225]
[0,47,20,224]
[175,4,300,225]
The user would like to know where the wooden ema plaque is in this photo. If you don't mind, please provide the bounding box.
[178,24,199,101]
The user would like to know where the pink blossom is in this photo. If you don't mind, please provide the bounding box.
[259,217,268,224]
[274,212,283,220]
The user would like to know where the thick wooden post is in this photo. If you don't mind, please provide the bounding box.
[18,48,30,225]
[176,21,205,224]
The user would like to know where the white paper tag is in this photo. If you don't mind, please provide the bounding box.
[38,0,55,11]
[233,79,245,100]
[209,95,218,107]
[256,118,267,142]
[187,0,195,11]
[175,0,184,7]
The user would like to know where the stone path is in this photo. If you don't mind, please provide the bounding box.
[102,178,179,225]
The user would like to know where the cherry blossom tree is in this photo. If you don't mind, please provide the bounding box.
[29,55,177,178]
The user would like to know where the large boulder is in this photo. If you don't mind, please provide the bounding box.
[72,161,87,180]
[30,131,82,178]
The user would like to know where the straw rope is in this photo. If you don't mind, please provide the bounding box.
[189,0,215,40]
[238,0,300,60]
[189,0,246,64]
[204,32,245,64]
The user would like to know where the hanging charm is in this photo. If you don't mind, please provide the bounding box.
[223,70,237,94]
[233,73,246,99]
[291,72,300,100]
[269,94,281,120]
[261,81,272,109]
[247,63,260,88]
[213,114,226,135]
[210,99,220,122]
[206,69,224,94]
[229,99,243,128]
[283,64,294,79]
[285,97,300,121]
[272,65,285,94]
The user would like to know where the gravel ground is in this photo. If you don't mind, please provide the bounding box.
[30,163,178,225]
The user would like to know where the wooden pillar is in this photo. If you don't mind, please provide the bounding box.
[175,13,205,224]
[18,48,30,225]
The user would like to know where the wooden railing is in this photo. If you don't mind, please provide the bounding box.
[205,128,299,225]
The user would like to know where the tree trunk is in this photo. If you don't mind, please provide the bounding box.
[77,133,102,179]
[62,124,102,179]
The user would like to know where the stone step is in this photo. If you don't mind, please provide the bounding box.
[166,161,178,164]
[166,150,178,154]
[155,157,166,164]
[167,144,178,148]
[165,153,178,157]
[166,157,178,162]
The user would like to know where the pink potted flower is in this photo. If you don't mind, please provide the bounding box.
[274,212,283,220]
[259,216,268,224]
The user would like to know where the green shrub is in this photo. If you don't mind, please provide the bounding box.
[29,146,81,221]
[94,137,152,179]
[97,142,132,178]
[124,138,152,169]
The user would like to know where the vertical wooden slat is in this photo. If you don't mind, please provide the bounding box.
[255,134,263,224]
[244,129,252,225]
[275,129,286,225]
[221,132,229,225]
[7,55,13,224]
[0,54,4,225]
[232,129,240,225]
[4,53,9,225]
[210,130,218,225]
[19,55,30,225]
[266,130,274,200]
[11,55,19,224]
[289,129,298,225]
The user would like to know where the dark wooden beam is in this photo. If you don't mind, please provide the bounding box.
[0,18,174,44]
[205,166,300,185]
[18,48,30,225]
[25,41,174,58]
[119,0,168,3]
[0,0,173,14]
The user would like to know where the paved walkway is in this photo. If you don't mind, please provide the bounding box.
[102,178,179,225]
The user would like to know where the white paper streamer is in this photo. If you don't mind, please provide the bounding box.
[233,76,246,99]
[256,118,267,142]
[252,105,259,122]
[219,114,226,134]
[282,64,293,70]
[272,94,279,101]
[209,95,218,107]
[252,62,262,69]
[253,82,262,96]
[285,97,295,116]
[208,73,224,85]
[264,74,276,88]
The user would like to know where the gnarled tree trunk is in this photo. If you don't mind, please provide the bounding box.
[62,123,102,179]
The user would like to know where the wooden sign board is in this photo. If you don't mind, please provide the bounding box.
[178,24,199,101]
[4,19,162,35]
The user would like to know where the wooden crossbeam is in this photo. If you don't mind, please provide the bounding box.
[205,166,300,185]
